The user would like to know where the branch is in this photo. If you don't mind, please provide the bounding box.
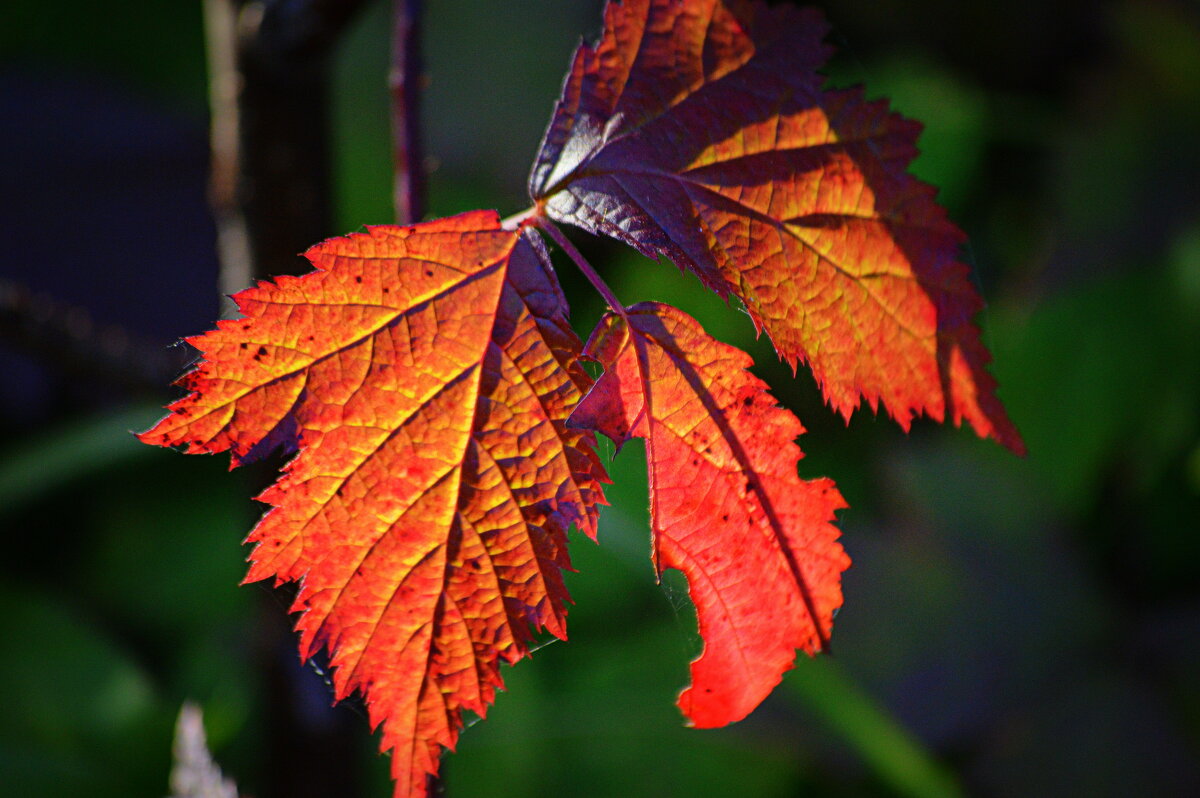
[204,0,370,300]
[0,279,189,395]
[390,0,426,224]
[255,0,370,58]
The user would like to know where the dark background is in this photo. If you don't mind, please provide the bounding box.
[2,1,1198,796]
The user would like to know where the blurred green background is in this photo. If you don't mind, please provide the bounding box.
[2,1,1198,796]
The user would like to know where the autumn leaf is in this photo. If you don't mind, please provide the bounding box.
[137,3,1027,795]
[530,0,1023,453]
[139,211,606,797]
[570,302,848,728]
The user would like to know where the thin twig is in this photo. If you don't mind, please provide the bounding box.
[204,0,252,302]
[0,279,189,394]
[535,219,629,318]
[390,0,425,224]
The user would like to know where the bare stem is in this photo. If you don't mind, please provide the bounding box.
[536,219,629,318]
[203,0,252,302]
[390,0,425,224]
[0,278,187,394]
[203,0,370,300]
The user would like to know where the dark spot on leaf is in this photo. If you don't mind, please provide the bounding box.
[355,276,362,283]
[743,396,753,407]
[425,270,433,277]
[257,346,268,358]
[240,342,248,349]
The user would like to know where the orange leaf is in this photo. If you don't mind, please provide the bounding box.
[140,211,605,797]
[571,302,848,727]
[531,0,1023,453]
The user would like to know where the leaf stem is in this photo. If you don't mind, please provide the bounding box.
[536,219,629,318]
[500,206,539,230]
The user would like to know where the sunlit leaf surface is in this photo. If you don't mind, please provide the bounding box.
[141,211,605,796]
[531,0,1022,451]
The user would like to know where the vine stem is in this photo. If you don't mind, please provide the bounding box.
[390,0,425,224]
[535,218,629,319]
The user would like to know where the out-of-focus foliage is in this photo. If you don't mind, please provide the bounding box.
[1,1,1198,797]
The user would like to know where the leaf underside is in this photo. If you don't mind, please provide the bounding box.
[571,302,848,727]
[140,211,606,797]
[531,0,1023,453]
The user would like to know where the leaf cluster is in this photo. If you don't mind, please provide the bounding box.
[141,2,1020,795]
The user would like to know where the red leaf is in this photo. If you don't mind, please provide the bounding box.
[140,211,605,797]
[531,0,1023,453]
[571,302,848,727]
